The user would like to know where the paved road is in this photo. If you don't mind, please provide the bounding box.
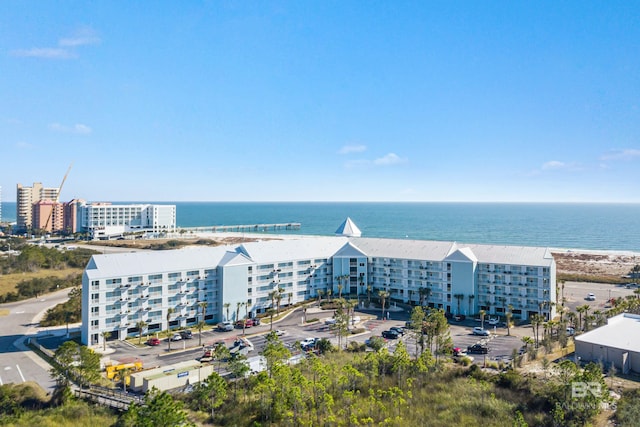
[0,288,74,391]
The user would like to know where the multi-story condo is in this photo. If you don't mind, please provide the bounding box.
[81,219,556,347]
[77,202,177,239]
[16,182,59,231]
[32,200,65,232]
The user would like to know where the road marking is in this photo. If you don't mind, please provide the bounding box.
[15,310,25,314]
[16,365,25,383]
[4,366,11,370]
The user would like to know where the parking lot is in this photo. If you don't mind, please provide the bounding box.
[82,305,529,376]
[562,281,637,312]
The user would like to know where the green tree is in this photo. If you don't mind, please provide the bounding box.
[453,293,464,315]
[196,321,206,347]
[223,302,231,322]
[190,372,228,420]
[100,331,111,352]
[166,308,175,351]
[122,388,193,427]
[212,342,231,374]
[262,331,291,376]
[136,320,148,345]
[378,290,390,319]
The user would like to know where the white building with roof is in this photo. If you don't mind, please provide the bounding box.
[77,202,176,238]
[81,219,556,347]
[575,313,640,375]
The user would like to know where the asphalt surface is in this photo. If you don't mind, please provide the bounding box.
[0,287,75,391]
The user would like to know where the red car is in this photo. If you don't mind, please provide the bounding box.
[147,337,161,346]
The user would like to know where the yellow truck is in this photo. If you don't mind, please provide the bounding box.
[105,360,143,386]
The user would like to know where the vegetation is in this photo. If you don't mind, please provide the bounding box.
[39,287,81,327]
[0,240,95,303]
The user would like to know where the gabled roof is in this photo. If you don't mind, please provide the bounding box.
[333,241,368,258]
[335,217,362,237]
[444,246,478,263]
[219,250,253,267]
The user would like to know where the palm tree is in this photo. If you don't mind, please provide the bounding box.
[276,288,284,314]
[317,289,324,307]
[337,283,343,300]
[242,301,249,336]
[101,331,111,351]
[267,308,276,330]
[468,294,475,315]
[576,305,587,331]
[235,302,242,322]
[418,287,426,307]
[358,276,365,305]
[269,290,278,311]
[198,301,208,323]
[505,310,513,336]
[223,302,231,322]
[197,320,206,346]
[136,320,148,345]
[166,308,175,351]
[453,293,464,315]
[327,289,332,302]
[479,309,486,330]
[378,290,390,319]
[367,285,372,306]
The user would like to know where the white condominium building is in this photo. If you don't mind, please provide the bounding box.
[81,220,556,347]
[78,202,176,238]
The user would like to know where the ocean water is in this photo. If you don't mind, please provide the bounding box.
[2,201,639,252]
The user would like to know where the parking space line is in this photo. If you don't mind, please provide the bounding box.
[16,365,25,383]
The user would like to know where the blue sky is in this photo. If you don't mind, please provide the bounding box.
[1,1,639,203]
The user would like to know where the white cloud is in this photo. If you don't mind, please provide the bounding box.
[541,160,565,170]
[600,149,640,162]
[49,123,93,134]
[16,141,33,149]
[338,144,367,154]
[11,48,76,59]
[59,27,101,47]
[10,26,100,60]
[373,153,407,166]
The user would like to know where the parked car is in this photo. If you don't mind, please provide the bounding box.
[180,330,193,339]
[586,293,596,301]
[217,322,234,332]
[381,330,400,339]
[488,317,500,326]
[275,329,286,336]
[147,337,161,346]
[454,314,466,322]
[472,327,490,336]
[236,319,254,328]
[171,333,183,341]
[300,338,318,350]
[325,317,337,325]
[566,327,576,336]
[390,326,405,335]
[350,316,361,324]
[467,343,489,354]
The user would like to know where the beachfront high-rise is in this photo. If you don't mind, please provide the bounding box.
[16,182,60,231]
[81,219,556,347]
[77,202,177,239]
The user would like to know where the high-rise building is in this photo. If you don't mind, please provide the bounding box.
[32,200,64,232]
[16,182,59,231]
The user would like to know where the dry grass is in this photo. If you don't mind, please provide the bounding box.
[0,268,82,297]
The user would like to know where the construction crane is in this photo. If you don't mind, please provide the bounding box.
[43,163,73,232]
